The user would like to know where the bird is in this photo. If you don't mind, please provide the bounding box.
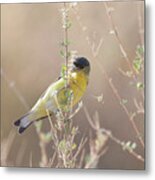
[14,57,90,134]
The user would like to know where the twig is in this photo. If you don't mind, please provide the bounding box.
[49,152,57,167]
[1,68,29,110]
[64,2,69,87]
[78,149,86,168]
[103,71,144,148]
[104,2,136,76]
[46,109,59,146]
[1,130,16,166]
[73,137,87,160]
[137,2,144,45]
[84,106,144,162]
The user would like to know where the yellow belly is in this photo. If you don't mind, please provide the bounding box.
[70,73,87,105]
[57,71,88,111]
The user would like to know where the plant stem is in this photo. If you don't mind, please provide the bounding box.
[64,2,69,87]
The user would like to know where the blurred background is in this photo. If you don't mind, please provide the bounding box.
[1,1,144,169]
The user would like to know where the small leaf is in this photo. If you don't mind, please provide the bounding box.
[71,127,77,135]
[94,94,104,103]
[58,139,66,151]
[136,82,144,90]
[133,58,142,74]
[60,50,65,58]
[72,143,77,150]
[63,20,72,29]
[97,94,103,102]
[131,142,137,150]
[133,45,144,74]
[126,141,131,147]
[136,45,144,56]
[121,99,128,105]
[122,141,137,152]
[66,21,72,29]
[122,141,131,151]
[61,40,71,47]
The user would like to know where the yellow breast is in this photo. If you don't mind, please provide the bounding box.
[69,71,88,106]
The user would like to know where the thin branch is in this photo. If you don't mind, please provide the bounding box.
[73,137,88,160]
[84,106,144,162]
[63,2,69,87]
[1,68,29,110]
[137,2,144,45]
[1,130,16,166]
[104,2,136,77]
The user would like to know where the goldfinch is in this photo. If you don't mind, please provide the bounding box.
[14,57,90,134]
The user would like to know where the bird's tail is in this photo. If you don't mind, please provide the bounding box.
[14,112,51,134]
[14,112,34,134]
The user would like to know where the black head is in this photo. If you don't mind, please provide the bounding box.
[73,57,90,74]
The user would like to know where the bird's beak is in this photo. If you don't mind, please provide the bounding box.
[72,62,78,71]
